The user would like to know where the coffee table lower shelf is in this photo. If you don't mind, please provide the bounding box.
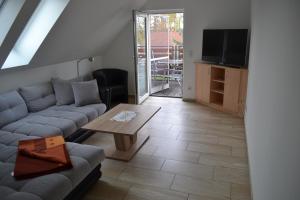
[104,131,150,161]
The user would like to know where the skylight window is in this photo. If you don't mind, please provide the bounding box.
[1,0,70,70]
[0,0,25,46]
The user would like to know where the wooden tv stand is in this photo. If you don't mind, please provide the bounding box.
[195,63,248,117]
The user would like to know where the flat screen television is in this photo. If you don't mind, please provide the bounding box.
[202,29,248,67]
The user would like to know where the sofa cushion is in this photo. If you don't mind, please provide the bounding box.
[83,104,107,117]
[51,78,75,105]
[72,80,101,106]
[1,187,42,200]
[1,103,106,138]
[0,131,105,167]
[1,114,76,138]
[0,132,105,200]
[48,103,106,122]
[0,91,28,128]
[19,83,56,112]
[0,131,38,147]
[0,131,30,160]
[36,108,88,129]
[1,122,63,138]
[0,143,18,164]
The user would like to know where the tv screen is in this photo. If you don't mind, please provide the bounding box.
[223,29,248,66]
[202,30,224,63]
[202,29,248,67]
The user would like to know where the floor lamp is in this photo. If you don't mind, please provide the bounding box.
[76,57,94,77]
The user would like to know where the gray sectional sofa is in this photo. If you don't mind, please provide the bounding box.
[0,81,107,200]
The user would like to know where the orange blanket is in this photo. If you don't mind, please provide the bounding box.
[13,136,72,180]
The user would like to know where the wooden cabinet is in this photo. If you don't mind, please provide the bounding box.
[195,63,248,117]
[238,69,248,116]
[195,63,211,103]
[223,68,241,113]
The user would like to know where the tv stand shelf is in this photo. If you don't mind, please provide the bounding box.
[195,63,248,117]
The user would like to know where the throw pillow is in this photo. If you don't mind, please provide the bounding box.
[52,78,75,105]
[72,80,101,106]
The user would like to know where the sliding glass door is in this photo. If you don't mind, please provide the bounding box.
[133,11,150,104]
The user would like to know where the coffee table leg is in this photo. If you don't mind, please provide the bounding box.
[130,134,137,144]
[114,134,137,151]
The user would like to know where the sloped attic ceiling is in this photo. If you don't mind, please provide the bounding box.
[30,0,148,67]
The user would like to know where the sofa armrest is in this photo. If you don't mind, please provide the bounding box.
[99,88,111,110]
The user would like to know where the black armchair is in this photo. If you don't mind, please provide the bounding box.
[93,68,128,109]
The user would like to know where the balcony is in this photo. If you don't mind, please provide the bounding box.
[151,45,183,98]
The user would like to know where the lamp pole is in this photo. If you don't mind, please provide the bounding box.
[76,57,94,77]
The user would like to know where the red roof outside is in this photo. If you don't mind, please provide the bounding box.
[150,31,183,46]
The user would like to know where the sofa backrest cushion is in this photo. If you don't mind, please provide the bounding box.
[0,91,28,128]
[51,75,93,106]
[72,80,101,106]
[52,78,75,105]
[19,83,56,112]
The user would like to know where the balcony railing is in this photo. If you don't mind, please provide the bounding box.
[137,45,184,61]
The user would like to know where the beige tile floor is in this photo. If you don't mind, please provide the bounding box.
[83,97,251,200]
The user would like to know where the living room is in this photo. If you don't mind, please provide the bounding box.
[0,0,299,200]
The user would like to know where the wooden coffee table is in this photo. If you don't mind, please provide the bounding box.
[82,104,160,161]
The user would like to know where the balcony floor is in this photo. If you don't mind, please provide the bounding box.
[151,80,182,98]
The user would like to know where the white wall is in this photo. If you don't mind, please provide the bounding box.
[103,24,136,95]
[32,0,147,67]
[246,0,300,200]
[103,0,250,98]
[0,56,102,93]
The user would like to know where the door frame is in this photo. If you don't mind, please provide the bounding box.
[133,9,185,102]
[149,10,184,98]
[133,10,151,104]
